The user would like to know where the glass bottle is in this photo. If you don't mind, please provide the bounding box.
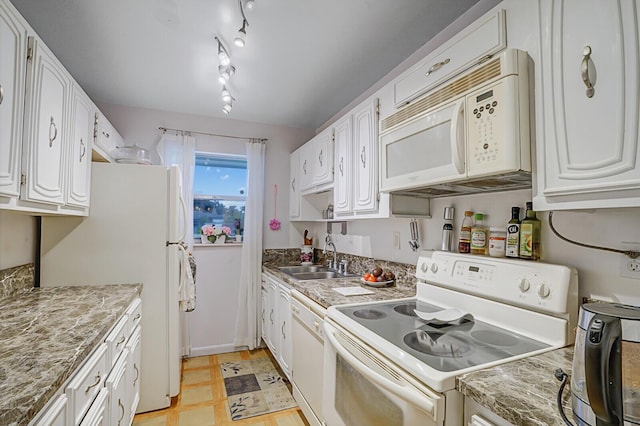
[519,202,541,260]
[505,206,521,258]
[458,210,474,253]
[470,213,488,255]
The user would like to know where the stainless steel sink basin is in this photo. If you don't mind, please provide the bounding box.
[278,265,328,274]
[277,265,358,281]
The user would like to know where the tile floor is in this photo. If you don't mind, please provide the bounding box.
[133,349,309,426]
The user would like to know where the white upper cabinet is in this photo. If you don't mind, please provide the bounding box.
[311,127,334,187]
[0,0,27,198]
[299,142,313,191]
[93,110,122,162]
[289,148,300,218]
[333,114,352,214]
[534,0,640,210]
[352,99,378,213]
[67,84,93,208]
[21,36,70,206]
[394,9,506,107]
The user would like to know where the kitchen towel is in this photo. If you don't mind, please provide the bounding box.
[178,244,196,312]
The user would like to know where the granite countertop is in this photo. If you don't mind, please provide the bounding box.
[458,346,575,425]
[0,284,142,426]
[262,264,417,308]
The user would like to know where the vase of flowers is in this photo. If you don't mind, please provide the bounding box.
[200,224,216,244]
[215,226,232,244]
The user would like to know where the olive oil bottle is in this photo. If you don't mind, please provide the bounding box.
[519,202,540,260]
[505,206,521,258]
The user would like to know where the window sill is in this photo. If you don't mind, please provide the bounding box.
[194,242,243,247]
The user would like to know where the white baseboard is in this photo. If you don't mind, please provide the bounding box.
[189,343,248,357]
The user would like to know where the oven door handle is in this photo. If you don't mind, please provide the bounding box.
[325,325,437,418]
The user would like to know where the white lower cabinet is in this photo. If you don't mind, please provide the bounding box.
[260,286,268,342]
[79,389,109,426]
[261,273,292,380]
[30,297,142,426]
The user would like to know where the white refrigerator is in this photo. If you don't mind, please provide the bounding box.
[40,162,185,413]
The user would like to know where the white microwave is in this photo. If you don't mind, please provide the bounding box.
[379,49,532,197]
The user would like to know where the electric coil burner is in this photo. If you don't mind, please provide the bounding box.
[323,251,579,426]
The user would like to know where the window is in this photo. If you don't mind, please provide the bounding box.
[193,152,247,240]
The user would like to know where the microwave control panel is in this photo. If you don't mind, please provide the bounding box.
[466,74,523,175]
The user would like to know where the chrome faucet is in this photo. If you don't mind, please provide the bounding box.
[323,235,338,270]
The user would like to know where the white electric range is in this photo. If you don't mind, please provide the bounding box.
[322,251,578,426]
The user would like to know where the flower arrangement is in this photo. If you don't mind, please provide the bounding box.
[200,224,232,243]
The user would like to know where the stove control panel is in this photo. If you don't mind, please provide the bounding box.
[416,251,578,315]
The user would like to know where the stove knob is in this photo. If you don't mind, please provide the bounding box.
[518,278,531,292]
[430,263,438,273]
[538,283,551,299]
[420,262,429,272]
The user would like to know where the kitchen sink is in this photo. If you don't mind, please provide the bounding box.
[278,265,358,281]
[278,265,328,274]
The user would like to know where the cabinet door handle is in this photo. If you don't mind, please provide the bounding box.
[0,84,4,104]
[425,58,450,76]
[133,364,139,385]
[102,131,110,139]
[84,373,101,393]
[581,45,595,98]
[339,157,344,176]
[116,335,126,347]
[48,117,58,147]
[134,313,141,320]
[79,138,86,162]
[318,149,323,167]
[302,160,307,175]
[281,321,286,339]
[360,146,366,168]
[291,177,295,192]
[270,309,274,325]
[262,308,265,322]
[118,399,125,425]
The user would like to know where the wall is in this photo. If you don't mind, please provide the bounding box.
[97,103,314,250]
[0,211,37,270]
[306,190,640,307]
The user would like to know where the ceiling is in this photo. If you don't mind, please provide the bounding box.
[10,0,482,130]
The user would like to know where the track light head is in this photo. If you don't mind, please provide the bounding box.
[217,65,236,84]
[222,98,234,114]
[215,36,231,66]
[221,86,233,103]
[234,19,248,48]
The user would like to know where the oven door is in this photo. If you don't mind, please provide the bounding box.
[379,97,465,193]
[322,321,444,426]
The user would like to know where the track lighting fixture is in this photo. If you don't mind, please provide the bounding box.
[215,36,231,66]
[217,65,235,84]
[221,86,232,103]
[222,98,234,114]
[246,0,255,10]
[234,0,249,47]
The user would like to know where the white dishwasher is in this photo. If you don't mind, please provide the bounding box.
[291,290,325,426]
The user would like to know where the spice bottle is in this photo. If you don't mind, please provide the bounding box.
[458,210,474,253]
[441,207,455,251]
[470,213,488,255]
[519,202,541,260]
[505,206,521,258]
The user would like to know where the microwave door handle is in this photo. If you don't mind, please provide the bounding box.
[450,99,465,174]
[584,314,623,425]
[324,324,437,417]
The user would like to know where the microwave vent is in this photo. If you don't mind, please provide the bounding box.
[381,57,501,132]
[391,171,532,199]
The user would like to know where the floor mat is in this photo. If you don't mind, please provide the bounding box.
[220,358,297,421]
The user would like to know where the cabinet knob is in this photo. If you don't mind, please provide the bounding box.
[581,45,595,98]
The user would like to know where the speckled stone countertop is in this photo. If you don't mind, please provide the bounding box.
[0,284,142,426]
[458,346,574,425]
[262,264,417,308]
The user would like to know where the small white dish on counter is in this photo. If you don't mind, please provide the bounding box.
[361,278,395,288]
[332,287,375,296]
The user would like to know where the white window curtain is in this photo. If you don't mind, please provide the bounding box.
[156,131,196,357]
[234,139,266,349]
